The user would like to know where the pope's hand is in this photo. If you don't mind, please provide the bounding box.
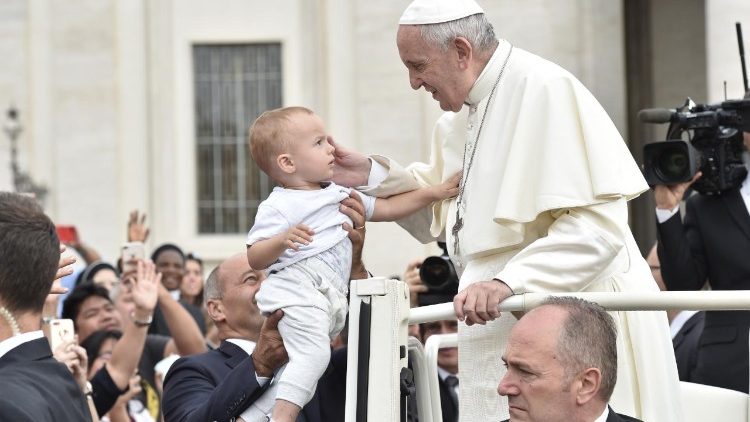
[330,137,371,187]
[454,280,513,326]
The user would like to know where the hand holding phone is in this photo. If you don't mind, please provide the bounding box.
[48,318,75,353]
[121,242,146,274]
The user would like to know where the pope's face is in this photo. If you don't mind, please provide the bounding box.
[498,306,578,422]
[396,25,470,112]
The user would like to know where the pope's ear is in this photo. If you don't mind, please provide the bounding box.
[454,36,473,69]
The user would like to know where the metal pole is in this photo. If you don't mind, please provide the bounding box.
[409,290,750,325]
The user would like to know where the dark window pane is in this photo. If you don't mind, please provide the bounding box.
[194,43,281,234]
[198,206,215,234]
[197,145,214,201]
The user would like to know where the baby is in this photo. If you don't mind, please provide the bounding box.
[243,106,458,422]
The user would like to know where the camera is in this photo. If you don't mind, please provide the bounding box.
[417,242,459,306]
[640,98,750,195]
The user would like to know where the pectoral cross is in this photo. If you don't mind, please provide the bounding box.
[452,214,463,258]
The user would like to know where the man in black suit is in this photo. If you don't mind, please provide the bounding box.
[420,319,459,422]
[655,123,750,393]
[646,244,705,382]
[161,253,291,422]
[162,192,367,422]
[499,297,642,422]
[0,192,92,421]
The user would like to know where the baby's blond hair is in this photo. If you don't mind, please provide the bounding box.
[248,106,314,175]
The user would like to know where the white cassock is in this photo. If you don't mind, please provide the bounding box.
[361,40,683,421]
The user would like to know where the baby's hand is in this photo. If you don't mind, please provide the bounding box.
[285,224,314,250]
[431,172,461,200]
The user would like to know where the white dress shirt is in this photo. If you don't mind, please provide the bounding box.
[594,406,610,422]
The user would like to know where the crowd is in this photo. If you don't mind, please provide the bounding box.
[2,0,748,421]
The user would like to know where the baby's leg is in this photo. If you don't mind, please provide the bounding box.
[271,304,332,422]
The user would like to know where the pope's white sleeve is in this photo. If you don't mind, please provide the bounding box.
[496,201,626,295]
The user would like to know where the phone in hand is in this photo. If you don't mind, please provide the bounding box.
[121,242,145,274]
[48,318,75,352]
[55,225,79,245]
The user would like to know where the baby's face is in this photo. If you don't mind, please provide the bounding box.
[285,113,335,185]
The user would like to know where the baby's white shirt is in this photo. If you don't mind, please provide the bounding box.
[246,183,376,273]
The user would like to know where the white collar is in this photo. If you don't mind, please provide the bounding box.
[225,338,257,357]
[465,39,512,106]
[0,330,45,360]
[593,406,609,422]
[437,365,457,382]
[669,310,699,339]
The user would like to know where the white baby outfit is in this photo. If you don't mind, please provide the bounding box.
[242,183,375,420]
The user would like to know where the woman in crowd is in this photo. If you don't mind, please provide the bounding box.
[179,253,204,307]
[150,244,206,336]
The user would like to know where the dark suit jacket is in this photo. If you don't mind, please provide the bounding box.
[657,189,750,392]
[0,337,92,421]
[500,406,642,422]
[606,406,642,421]
[672,311,705,382]
[436,375,458,422]
[162,340,345,422]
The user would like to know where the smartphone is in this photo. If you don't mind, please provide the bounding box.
[48,318,75,352]
[55,225,79,245]
[121,242,145,273]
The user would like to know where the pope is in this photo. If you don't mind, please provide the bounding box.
[332,0,683,421]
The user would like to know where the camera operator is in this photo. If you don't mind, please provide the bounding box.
[655,91,750,393]
[404,242,460,422]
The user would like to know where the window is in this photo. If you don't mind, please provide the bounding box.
[194,44,282,234]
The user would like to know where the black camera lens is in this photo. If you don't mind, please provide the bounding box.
[655,145,690,181]
[419,255,458,292]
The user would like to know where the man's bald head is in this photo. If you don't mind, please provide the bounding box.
[204,253,266,341]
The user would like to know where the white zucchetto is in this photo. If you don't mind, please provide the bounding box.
[399,0,485,25]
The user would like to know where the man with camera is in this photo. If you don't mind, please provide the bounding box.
[654,94,750,393]
[407,245,461,422]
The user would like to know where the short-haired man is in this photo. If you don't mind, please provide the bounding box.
[0,192,92,421]
[499,297,641,422]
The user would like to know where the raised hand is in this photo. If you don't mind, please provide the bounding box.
[654,172,702,210]
[127,210,150,242]
[52,244,75,291]
[285,224,314,251]
[132,260,160,314]
[52,338,88,391]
